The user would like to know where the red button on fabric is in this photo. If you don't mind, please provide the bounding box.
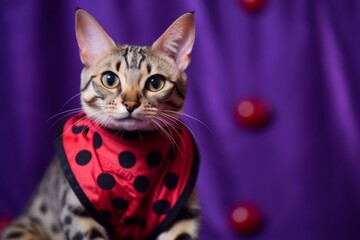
[239,0,266,13]
[234,97,272,129]
[229,203,264,235]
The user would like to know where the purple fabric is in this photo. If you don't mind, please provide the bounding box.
[1,0,360,239]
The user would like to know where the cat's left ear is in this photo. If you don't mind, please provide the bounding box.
[152,13,195,71]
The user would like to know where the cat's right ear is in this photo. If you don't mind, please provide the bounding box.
[75,9,116,67]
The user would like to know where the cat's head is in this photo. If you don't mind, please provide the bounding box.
[75,9,195,131]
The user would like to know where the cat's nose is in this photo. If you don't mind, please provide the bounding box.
[123,101,140,113]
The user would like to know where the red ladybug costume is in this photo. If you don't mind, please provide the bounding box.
[55,113,199,240]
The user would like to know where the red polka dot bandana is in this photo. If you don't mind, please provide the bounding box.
[55,113,199,240]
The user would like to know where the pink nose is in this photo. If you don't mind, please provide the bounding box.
[123,101,140,113]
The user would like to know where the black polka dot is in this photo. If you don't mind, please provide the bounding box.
[134,176,150,193]
[99,210,113,221]
[146,151,162,168]
[93,132,102,149]
[97,173,115,190]
[140,219,147,229]
[118,151,136,168]
[124,217,140,225]
[72,125,89,134]
[75,150,92,166]
[164,172,179,190]
[123,217,146,229]
[111,197,129,210]
[153,200,171,215]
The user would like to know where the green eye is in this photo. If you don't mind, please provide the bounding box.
[146,74,166,92]
[101,71,120,89]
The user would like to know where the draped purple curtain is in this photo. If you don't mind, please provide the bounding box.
[1,0,360,239]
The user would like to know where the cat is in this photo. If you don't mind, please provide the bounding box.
[0,9,200,240]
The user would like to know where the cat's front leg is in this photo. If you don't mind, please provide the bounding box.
[157,190,200,240]
[157,218,200,240]
[60,186,110,240]
[0,216,49,240]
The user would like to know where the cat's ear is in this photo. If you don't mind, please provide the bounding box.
[75,9,116,67]
[152,13,195,71]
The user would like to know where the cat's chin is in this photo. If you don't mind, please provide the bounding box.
[101,117,157,132]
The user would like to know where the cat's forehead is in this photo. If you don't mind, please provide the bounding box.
[92,45,174,74]
[95,46,146,65]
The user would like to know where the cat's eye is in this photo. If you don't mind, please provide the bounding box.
[101,71,120,89]
[146,74,166,92]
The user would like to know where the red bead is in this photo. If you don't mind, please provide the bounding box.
[0,216,12,233]
[239,0,266,13]
[234,97,272,129]
[229,203,264,235]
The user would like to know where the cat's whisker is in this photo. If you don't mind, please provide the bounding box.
[157,112,182,127]
[137,130,144,141]
[113,129,123,138]
[85,112,108,131]
[47,108,83,133]
[54,114,88,142]
[120,129,126,140]
[47,108,83,121]
[65,111,103,136]
[103,118,113,131]
[60,92,82,111]
[149,118,174,144]
[151,114,185,148]
[148,117,183,157]
[163,110,215,137]
[158,112,196,146]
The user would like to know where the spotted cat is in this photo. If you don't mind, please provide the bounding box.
[1,9,199,240]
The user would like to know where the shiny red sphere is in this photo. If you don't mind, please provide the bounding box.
[229,203,264,235]
[239,0,266,13]
[234,97,272,128]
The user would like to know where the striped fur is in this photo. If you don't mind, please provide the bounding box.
[80,44,188,131]
[1,9,198,240]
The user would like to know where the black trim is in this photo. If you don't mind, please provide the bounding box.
[54,122,113,233]
[176,207,200,221]
[55,120,200,240]
[147,135,200,240]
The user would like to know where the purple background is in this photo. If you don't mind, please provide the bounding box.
[1,0,360,239]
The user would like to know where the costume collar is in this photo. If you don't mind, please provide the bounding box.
[55,112,199,240]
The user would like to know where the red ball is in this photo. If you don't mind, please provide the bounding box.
[234,97,272,129]
[239,0,266,13]
[229,203,264,235]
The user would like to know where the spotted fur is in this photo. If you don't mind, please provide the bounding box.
[1,9,198,240]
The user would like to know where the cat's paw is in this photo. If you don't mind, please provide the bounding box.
[156,218,199,240]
